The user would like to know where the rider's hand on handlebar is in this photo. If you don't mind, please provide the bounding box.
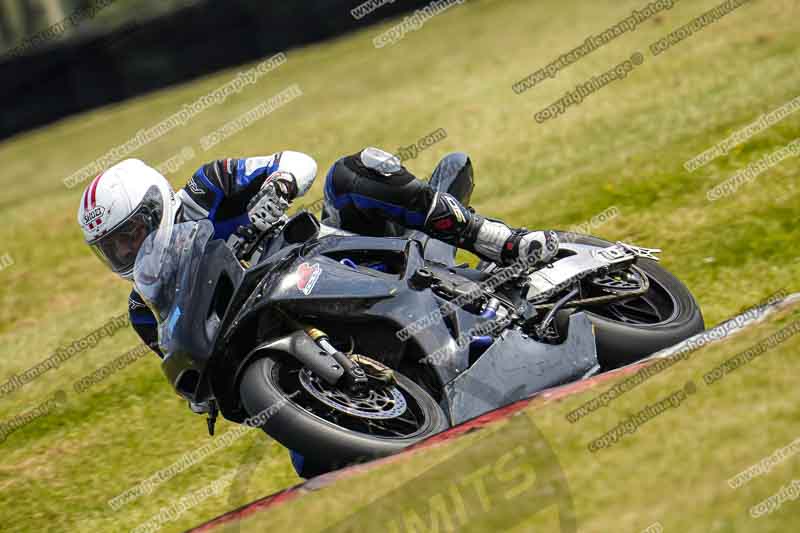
[248,172,296,232]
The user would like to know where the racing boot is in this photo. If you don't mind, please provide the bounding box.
[423,192,559,267]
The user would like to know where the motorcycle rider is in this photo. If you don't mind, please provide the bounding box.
[321,148,559,268]
[77,147,558,397]
[78,153,318,360]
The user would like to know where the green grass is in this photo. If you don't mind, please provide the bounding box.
[0,0,797,531]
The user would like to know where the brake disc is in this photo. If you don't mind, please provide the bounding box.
[298,356,407,420]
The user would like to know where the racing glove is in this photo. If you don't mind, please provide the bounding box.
[247,171,297,232]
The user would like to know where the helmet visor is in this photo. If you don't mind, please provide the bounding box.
[89,186,164,277]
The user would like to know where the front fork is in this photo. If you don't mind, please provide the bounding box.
[303,325,368,389]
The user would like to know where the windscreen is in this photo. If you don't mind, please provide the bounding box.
[133,220,215,347]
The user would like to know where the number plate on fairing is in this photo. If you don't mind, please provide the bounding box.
[597,242,661,262]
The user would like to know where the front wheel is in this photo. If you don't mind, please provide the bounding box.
[555,232,705,369]
[239,354,449,475]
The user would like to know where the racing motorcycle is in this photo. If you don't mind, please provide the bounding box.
[134,210,703,475]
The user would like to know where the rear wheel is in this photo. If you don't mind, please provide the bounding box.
[555,232,705,369]
[239,354,448,475]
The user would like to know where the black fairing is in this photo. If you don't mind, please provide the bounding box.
[219,233,481,384]
[157,220,480,400]
[155,215,597,425]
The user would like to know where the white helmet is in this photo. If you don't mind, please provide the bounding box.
[77,159,180,280]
